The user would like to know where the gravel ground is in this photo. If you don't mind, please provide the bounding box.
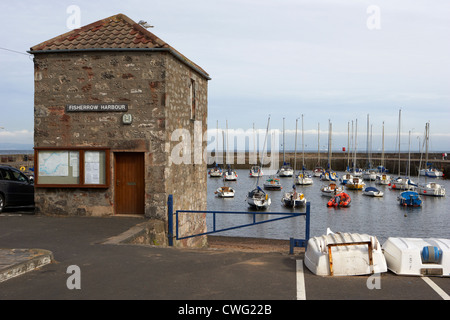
[207,235,305,254]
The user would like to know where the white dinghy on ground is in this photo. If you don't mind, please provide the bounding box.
[382,237,450,277]
[304,229,387,276]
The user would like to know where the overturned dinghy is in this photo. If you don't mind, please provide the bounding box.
[305,231,387,276]
[382,237,450,277]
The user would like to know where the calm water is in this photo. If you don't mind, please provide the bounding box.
[207,169,450,243]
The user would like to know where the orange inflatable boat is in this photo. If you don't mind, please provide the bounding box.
[327,192,351,208]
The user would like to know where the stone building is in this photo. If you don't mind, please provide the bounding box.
[29,14,210,247]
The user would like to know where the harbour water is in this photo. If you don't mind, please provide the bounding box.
[207,169,450,243]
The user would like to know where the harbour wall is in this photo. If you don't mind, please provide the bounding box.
[208,152,449,178]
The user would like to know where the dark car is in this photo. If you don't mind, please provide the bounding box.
[0,165,34,213]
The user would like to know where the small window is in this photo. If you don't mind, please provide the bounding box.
[190,78,196,120]
[35,148,109,188]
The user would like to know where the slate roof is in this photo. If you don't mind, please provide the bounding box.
[29,13,209,79]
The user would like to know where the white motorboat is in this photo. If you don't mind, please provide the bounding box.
[320,182,343,195]
[420,168,444,178]
[223,166,238,181]
[249,165,263,177]
[305,230,387,276]
[363,186,384,197]
[215,186,235,198]
[417,182,446,197]
[263,176,282,190]
[281,186,306,208]
[345,177,365,190]
[208,165,222,177]
[339,173,353,185]
[390,177,416,190]
[295,171,313,185]
[382,237,450,277]
[363,170,377,181]
[247,186,271,209]
[375,173,391,185]
[278,164,293,177]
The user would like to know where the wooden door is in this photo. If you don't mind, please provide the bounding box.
[114,153,144,215]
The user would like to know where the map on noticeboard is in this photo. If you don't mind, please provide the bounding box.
[38,151,69,177]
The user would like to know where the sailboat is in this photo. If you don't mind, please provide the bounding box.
[391,119,417,190]
[216,124,235,197]
[419,121,444,178]
[209,120,223,177]
[222,120,238,181]
[278,118,294,177]
[283,117,307,208]
[296,115,313,185]
[313,123,324,177]
[247,116,271,209]
[249,123,264,177]
[417,122,445,197]
[362,115,377,181]
[376,121,391,185]
[282,184,306,207]
[320,120,338,181]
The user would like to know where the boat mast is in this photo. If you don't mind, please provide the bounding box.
[294,118,298,174]
[398,109,401,176]
[317,123,320,167]
[354,119,358,173]
[381,121,385,169]
[301,114,305,171]
[282,117,285,164]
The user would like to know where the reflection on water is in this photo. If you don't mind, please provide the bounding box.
[207,169,450,242]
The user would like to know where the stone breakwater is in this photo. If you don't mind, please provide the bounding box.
[208,151,449,178]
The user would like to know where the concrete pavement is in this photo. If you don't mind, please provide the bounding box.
[1,209,449,301]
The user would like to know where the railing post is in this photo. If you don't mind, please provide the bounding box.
[305,202,310,249]
[167,194,173,246]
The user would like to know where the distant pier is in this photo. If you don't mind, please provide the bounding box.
[209,151,449,178]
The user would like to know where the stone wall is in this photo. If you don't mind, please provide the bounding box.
[33,50,209,246]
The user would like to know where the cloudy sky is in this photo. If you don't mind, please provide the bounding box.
[1,0,449,152]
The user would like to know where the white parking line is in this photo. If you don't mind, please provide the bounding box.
[422,277,450,300]
[296,260,306,300]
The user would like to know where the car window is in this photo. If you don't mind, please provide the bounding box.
[0,169,13,180]
[10,170,28,182]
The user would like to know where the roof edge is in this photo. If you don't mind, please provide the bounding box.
[28,47,211,80]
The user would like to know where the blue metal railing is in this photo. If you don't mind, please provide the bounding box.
[167,195,310,253]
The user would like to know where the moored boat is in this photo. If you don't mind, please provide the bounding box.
[208,165,223,177]
[215,186,235,198]
[304,230,387,276]
[339,173,353,185]
[282,185,306,208]
[247,186,271,209]
[417,182,446,197]
[295,171,313,185]
[223,165,238,181]
[327,192,351,207]
[249,165,263,177]
[397,191,422,207]
[320,182,343,195]
[382,237,450,276]
[363,186,384,197]
[376,173,391,185]
[346,177,365,190]
[263,176,282,190]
